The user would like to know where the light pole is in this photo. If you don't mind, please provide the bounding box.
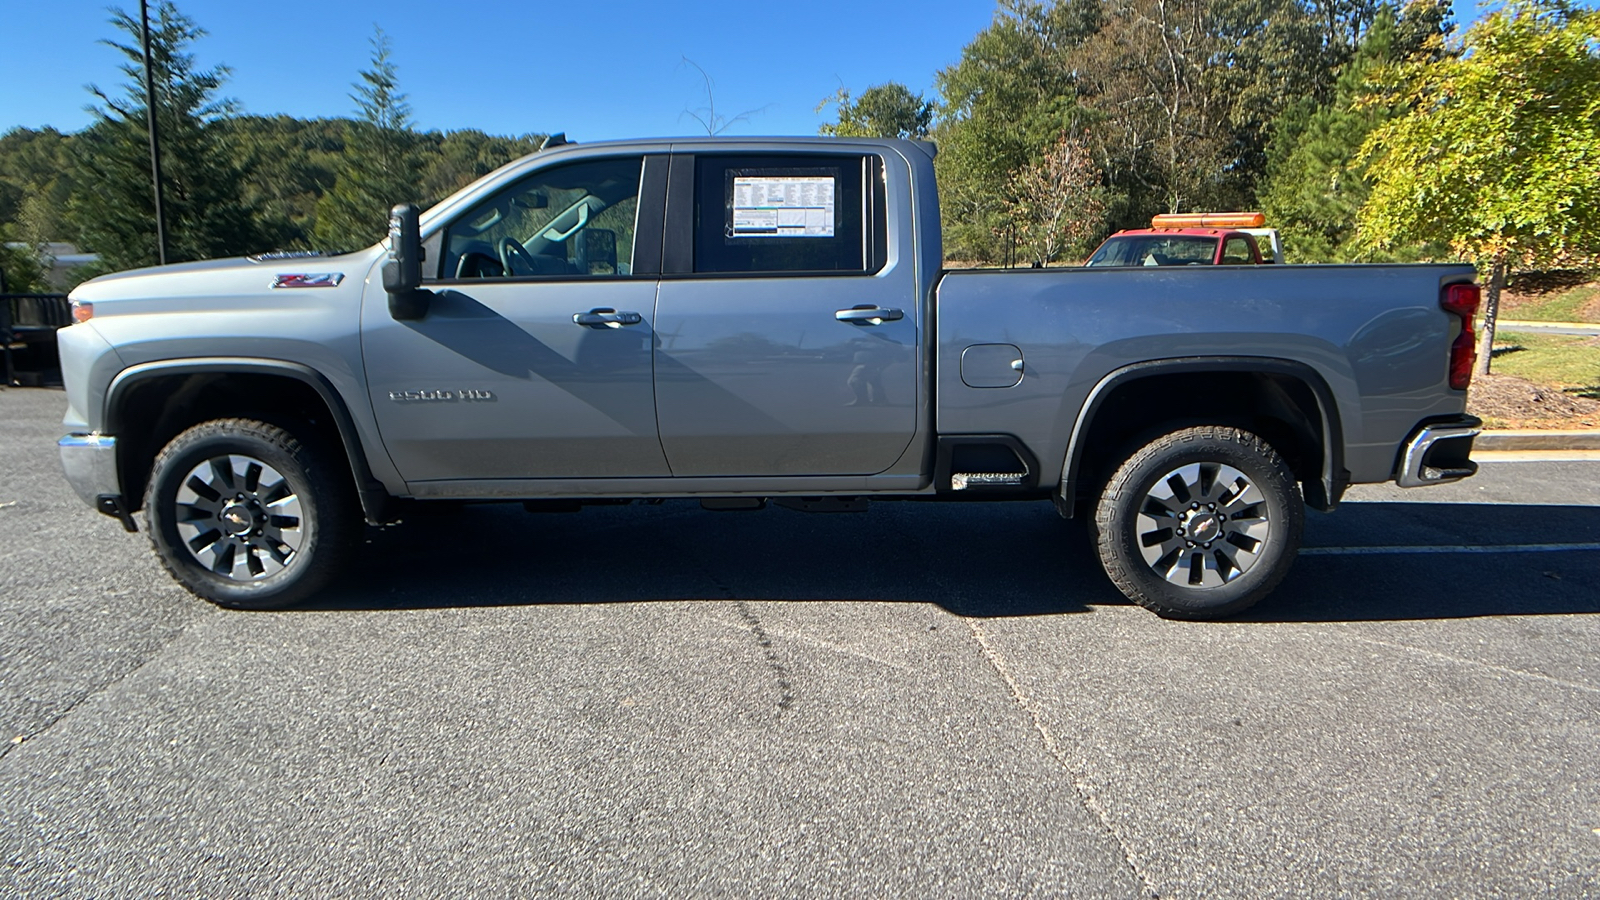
[140,0,168,265]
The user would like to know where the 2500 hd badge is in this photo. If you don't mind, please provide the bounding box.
[388,389,496,402]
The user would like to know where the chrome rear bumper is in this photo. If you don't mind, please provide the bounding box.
[1395,418,1480,488]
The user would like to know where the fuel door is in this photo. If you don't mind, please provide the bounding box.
[961,343,1024,388]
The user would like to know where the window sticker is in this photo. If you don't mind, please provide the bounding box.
[731,176,835,238]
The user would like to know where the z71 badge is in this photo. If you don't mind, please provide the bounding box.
[388,389,496,402]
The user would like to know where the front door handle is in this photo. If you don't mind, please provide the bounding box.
[835,306,904,325]
[573,308,643,328]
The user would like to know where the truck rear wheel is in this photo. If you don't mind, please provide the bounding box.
[1094,426,1302,619]
[144,419,360,609]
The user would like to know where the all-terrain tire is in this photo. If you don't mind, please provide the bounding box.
[144,418,361,609]
[1094,426,1303,619]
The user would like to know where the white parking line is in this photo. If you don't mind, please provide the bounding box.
[1301,542,1600,556]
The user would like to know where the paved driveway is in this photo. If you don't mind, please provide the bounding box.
[2,386,1597,897]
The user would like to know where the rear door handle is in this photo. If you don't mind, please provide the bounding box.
[835,306,904,325]
[573,308,643,328]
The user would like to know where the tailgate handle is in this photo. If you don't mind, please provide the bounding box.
[835,306,904,325]
[573,308,643,328]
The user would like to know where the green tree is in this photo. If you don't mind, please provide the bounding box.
[1073,0,1234,216]
[934,0,1097,261]
[1261,9,1399,261]
[68,2,265,271]
[217,115,347,249]
[1259,3,1455,261]
[313,27,422,250]
[1358,0,1600,373]
[0,128,78,244]
[417,129,545,206]
[1072,0,1337,219]
[818,82,934,139]
[0,234,51,294]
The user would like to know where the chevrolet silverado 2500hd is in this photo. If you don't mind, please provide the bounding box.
[56,136,1482,619]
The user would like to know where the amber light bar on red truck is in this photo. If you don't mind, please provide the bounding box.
[1149,212,1267,229]
[1441,283,1481,390]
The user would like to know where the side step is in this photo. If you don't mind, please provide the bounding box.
[950,473,1025,491]
[936,435,1039,493]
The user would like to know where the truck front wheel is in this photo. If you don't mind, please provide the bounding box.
[1094,426,1303,619]
[144,419,360,609]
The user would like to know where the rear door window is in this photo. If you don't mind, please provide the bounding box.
[688,154,884,275]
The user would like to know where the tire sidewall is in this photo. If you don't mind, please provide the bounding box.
[146,423,330,609]
[1100,428,1303,619]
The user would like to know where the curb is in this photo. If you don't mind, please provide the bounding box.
[1475,430,1600,451]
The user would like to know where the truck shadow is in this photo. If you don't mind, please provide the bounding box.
[304,499,1600,623]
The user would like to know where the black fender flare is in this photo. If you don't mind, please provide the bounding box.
[104,357,393,523]
[1057,356,1348,516]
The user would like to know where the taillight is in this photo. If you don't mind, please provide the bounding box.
[1441,283,1479,390]
[71,300,94,323]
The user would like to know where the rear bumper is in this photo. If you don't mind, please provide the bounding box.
[1395,416,1480,488]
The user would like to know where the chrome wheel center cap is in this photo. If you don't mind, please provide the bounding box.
[1188,513,1221,544]
[220,502,256,536]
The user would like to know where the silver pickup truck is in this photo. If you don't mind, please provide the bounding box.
[56,136,1483,619]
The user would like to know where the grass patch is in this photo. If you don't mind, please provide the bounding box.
[1498,283,1598,323]
[1491,331,1600,397]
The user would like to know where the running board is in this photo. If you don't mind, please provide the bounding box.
[950,472,1025,490]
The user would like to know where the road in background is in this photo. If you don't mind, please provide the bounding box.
[2,386,1597,897]
[1497,319,1600,337]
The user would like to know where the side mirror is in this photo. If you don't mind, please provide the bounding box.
[381,203,430,320]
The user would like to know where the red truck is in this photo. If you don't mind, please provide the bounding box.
[1086,212,1284,267]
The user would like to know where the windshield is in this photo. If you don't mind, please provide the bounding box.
[1086,235,1219,267]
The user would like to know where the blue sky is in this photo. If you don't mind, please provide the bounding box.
[3,0,1501,141]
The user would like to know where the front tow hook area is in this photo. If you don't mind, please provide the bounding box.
[96,494,139,532]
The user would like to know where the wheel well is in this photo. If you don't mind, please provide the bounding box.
[1068,370,1329,513]
[113,372,351,513]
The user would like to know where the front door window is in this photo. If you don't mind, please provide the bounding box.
[441,157,642,280]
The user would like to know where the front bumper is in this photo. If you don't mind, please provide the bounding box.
[1395,416,1481,488]
[59,434,137,531]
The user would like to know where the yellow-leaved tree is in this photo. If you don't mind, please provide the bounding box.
[1357,0,1600,374]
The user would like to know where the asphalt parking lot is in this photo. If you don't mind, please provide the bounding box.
[2,384,1597,897]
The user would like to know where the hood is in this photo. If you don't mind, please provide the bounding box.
[69,248,382,308]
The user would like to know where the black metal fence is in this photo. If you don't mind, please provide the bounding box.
[2,293,72,386]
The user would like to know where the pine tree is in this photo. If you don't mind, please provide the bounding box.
[68,3,264,271]
[1259,4,1452,262]
[0,236,50,294]
[313,27,422,251]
